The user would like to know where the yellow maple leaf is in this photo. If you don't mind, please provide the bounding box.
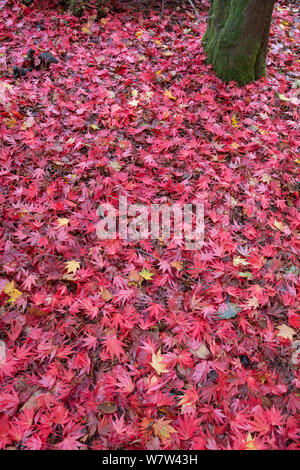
[4,281,14,295]
[233,256,249,266]
[261,173,272,183]
[136,29,144,40]
[276,324,296,341]
[243,433,257,450]
[231,196,238,207]
[5,117,17,129]
[9,288,23,303]
[164,89,176,101]
[21,117,35,131]
[247,297,259,309]
[231,114,240,128]
[231,142,239,150]
[109,161,121,172]
[274,219,287,232]
[278,93,299,105]
[4,281,22,303]
[128,98,139,107]
[65,260,80,275]
[162,50,173,57]
[139,269,154,281]
[81,22,91,34]
[145,91,153,100]
[171,261,183,272]
[57,218,69,227]
[238,271,252,279]
[150,350,169,375]
[0,82,12,91]
[153,418,177,442]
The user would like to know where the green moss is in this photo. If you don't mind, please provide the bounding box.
[202,0,271,85]
[95,0,108,18]
[61,0,107,17]
[69,0,83,16]
[254,50,267,79]
[213,52,256,85]
[202,0,231,62]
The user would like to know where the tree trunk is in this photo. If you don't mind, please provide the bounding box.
[202,0,276,85]
[58,0,107,17]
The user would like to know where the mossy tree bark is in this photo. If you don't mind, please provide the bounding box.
[202,0,276,85]
[58,0,107,17]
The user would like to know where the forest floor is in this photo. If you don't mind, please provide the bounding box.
[0,0,299,450]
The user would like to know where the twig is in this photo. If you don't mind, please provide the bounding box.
[188,0,200,18]
[161,0,200,19]
[161,0,165,17]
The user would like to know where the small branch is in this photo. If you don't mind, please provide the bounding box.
[161,0,165,18]
[188,0,200,18]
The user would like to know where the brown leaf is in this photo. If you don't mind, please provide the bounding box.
[21,391,43,410]
[100,287,113,302]
[28,306,48,317]
[0,340,6,364]
[188,342,211,359]
[97,402,117,414]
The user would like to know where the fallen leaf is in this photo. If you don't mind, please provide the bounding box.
[153,418,177,442]
[21,391,43,410]
[150,350,169,375]
[231,114,240,127]
[278,93,299,105]
[164,89,176,100]
[171,261,183,271]
[128,98,139,107]
[100,287,113,302]
[98,402,118,414]
[21,117,35,130]
[219,302,241,319]
[28,306,49,317]
[233,256,249,266]
[4,281,22,303]
[139,269,154,281]
[247,297,259,309]
[109,161,122,171]
[5,116,17,129]
[276,324,296,341]
[189,343,210,359]
[274,219,287,232]
[243,433,257,450]
[0,340,6,364]
[57,218,69,227]
[128,270,143,284]
[238,271,252,279]
[65,260,80,274]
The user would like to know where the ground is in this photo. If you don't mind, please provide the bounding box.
[0,0,299,450]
